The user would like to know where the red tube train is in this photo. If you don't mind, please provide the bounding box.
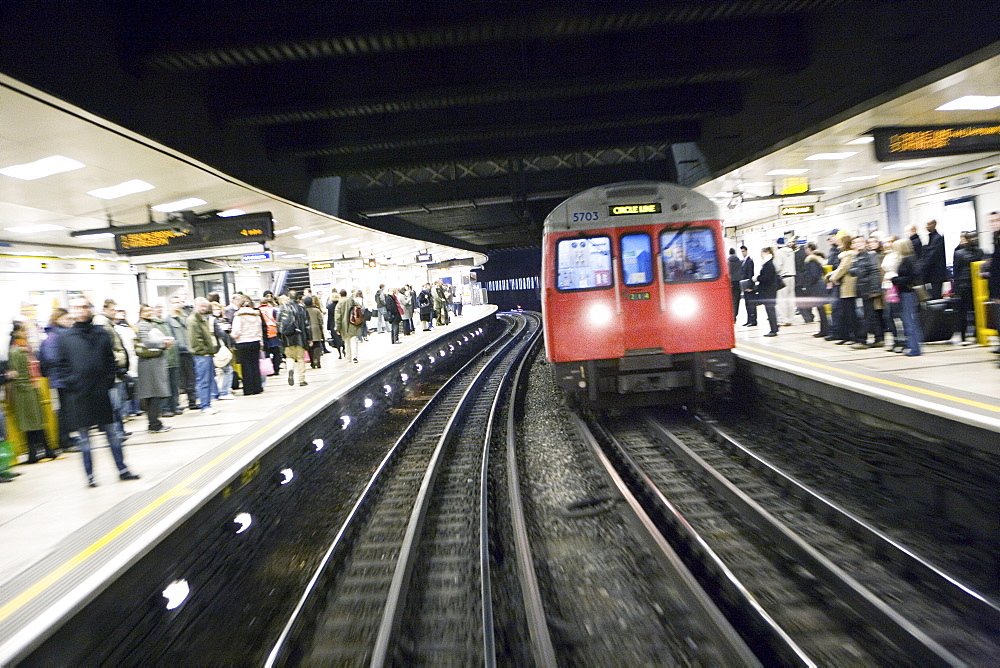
[542,181,735,406]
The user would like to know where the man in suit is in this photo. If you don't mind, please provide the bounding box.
[727,248,742,322]
[921,219,947,300]
[740,246,757,326]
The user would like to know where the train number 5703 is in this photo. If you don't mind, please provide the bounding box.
[572,211,599,222]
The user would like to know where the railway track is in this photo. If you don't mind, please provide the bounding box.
[265,313,537,666]
[580,408,1000,666]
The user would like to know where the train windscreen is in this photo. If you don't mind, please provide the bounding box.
[556,236,613,290]
[659,227,719,282]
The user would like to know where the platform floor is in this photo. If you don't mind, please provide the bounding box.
[733,314,1000,432]
[0,307,495,594]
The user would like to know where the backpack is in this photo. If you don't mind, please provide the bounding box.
[349,303,365,326]
[278,308,299,336]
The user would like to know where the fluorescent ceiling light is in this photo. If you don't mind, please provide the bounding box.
[218,209,246,217]
[0,155,86,180]
[316,235,343,243]
[813,186,841,191]
[841,175,879,182]
[330,237,358,245]
[87,179,155,200]
[4,223,67,233]
[765,168,809,175]
[283,253,306,259]
[294,230,325,239]
[936,95,1000,111]
[846,136,874,145]
[882,160,929,170]
[152,197,207,212]
[272,251,287,256]
[274,226,301,234]
[74,232,115,239]
[739,181,772,187]
[805,152,857,160]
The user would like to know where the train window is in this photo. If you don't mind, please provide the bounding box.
[556,236,613,291]
[659,227,719,283]
[620,233,653,286]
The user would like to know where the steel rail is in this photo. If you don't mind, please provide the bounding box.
[264,316,518,667]
[645,415,967,668]
[369,314,532,666]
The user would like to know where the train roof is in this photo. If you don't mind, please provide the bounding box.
[543,181,719,234]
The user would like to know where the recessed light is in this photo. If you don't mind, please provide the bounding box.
[936,95,1000,111]
[274,226,301,235]
[846,136,874,145]
[805,152,857,160]
[882,160,930,170]
[294,230,325,239]
[0,155,86,180]
[4,223,67,233]
[316,235,343,243]
[765,169,810,175]
[218,209,246,217]
[87,179,155,200]
[152,197,207,212]
[840,175,879,182]
[330,237,358,245]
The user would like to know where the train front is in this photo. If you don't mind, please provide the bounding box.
[542,181,735,406]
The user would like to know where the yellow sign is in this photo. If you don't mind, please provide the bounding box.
[780,177,809,195]
[609,203,662,216]
[779,204,819,217]
[310,261,333,270]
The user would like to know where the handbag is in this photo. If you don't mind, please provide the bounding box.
[986,301,1000,331]
[214,345,233,368]
[885,284,900,304]
[258,352,274,376]
[912,284,930,302]
[134,339,163,358]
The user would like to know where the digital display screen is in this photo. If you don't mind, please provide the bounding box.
[115,212,273,256]
[628,292,650,300]
[609,203,662,216]
[556,236,612,290]
[873,123,1000,161]
[660,227,719,283]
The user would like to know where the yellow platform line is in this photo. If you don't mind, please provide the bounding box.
[0,367,366,626]
[739,343,1000,414]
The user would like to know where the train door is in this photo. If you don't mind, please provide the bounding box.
[618,230,661,348]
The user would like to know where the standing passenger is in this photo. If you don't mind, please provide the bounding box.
[57,297,140,487]
[921,220,947,300]
[802,245,829,337]
[38,308,75,452]
[773,238,796,326]
[278,293,309,382]
[892,239,923,356]
[952,232,983,342]
[7,322,57,462]
[385,288,403,344]
[740,246,757,327]
[334,290,364,363]
[136,305,173,431]
[756,248,780,337]
[727,248,742,323]
[187,297,219,414]
[231,295,264,394]
[304,296,325,370]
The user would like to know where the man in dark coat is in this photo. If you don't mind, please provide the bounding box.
[727,248,742,322]
[58,297,140,488]
[921,219,947,299]
[740,246,757,326]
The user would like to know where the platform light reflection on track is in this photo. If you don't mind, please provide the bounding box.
[162,580,189,610]
[312,438,324,452]
[233,513,253,534]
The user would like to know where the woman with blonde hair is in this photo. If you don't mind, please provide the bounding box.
[891,239,922,356]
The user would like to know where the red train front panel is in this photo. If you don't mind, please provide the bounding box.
[543,221,735,365]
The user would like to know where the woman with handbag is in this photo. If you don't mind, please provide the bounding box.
[881,238,905,352]
[231,295,264,396]
[891,239,923,357]
[136,305,174,433]
[210,301,236,400]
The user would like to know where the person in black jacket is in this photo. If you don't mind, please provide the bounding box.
[740,246,757,326]
[921,219,947,299]
[278,292,310,385]
[891,239,922,356]
[756,247,779,337]
[727,248,742,323]
[57,297,140,488]
[952,232,984,342]
[851,238,884,349]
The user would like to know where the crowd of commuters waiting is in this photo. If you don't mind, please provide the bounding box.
[0,279,463,487]
[730,212,1000,361]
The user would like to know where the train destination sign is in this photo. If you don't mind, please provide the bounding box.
[115,212,273,256]
[779,203,823,217]
[873,123,1000,162]
[609,203,662,216]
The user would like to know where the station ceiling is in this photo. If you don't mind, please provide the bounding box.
[0,1,998,256]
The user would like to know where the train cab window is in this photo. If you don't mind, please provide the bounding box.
[620,233,653,286]
[659,227,720,283]
[556,236,613,290]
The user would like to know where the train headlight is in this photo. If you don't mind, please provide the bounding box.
[670,295,699,319]
[588,303,613,326]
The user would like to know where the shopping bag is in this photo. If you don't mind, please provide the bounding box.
[304,349,311,363]
[258,355,274,377]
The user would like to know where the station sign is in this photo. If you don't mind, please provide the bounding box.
[242,251,272,262]
[872,122,1000,161]
[310,260,334,270]
[608,202,662,216]
[415,252,433,263]
[115,212,274,256]
[778,203,823,217]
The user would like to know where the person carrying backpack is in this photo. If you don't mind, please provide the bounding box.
[277,292,309,385]
[335,289,365,363]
